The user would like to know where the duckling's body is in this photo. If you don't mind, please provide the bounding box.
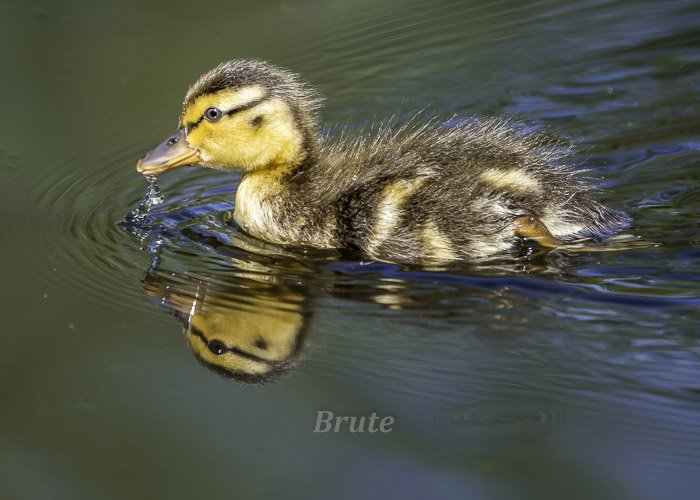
[234,120,631,261]
[137,59,630,262]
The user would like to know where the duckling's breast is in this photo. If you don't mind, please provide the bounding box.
[235,170,339,249]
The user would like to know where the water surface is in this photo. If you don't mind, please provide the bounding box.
[1,0,699,499]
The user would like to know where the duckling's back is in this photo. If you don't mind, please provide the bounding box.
[290,118,630,261]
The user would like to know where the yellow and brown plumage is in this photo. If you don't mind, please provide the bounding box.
[137,59,631,262]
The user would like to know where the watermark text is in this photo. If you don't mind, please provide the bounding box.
[313,410,394,433]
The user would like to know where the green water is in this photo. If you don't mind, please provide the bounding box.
[1,0,699,499]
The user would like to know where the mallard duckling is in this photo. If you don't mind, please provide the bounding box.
[136,59,630,262]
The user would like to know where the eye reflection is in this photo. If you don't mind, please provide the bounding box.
[207,340,227,355]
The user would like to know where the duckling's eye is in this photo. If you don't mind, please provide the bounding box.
[204,107,223,122]
[207,340,227,355]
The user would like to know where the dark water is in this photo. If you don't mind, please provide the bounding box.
[2,0,699,498]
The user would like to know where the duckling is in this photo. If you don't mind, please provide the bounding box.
[136,59,631,262]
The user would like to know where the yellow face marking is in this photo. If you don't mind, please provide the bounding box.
[185,93,305,172]
[481,168,542,194]
[180,85,267,127]
[366,177,426,256]
[420,221,455,260]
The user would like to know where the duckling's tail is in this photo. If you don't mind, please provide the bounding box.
[552,193,632,241]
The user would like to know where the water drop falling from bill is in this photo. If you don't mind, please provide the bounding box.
[118,176,167,267]
[120,176,164,228]
[119,176,168,265]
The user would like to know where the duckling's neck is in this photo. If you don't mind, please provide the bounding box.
[234,136,323,246]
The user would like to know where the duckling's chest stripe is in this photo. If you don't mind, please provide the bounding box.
[366,177,426,256]
[481,168,542,194]
[234,173,288,242]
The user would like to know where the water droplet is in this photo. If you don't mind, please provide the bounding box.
[119,176,164,230]
[144,176,164,207]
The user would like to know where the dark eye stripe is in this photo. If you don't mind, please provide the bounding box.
[224,96,267,117]
[184,95,268,134]
[188,324,274,365]
[186,116,205,134]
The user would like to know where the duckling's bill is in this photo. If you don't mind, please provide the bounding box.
[136,128,202,176]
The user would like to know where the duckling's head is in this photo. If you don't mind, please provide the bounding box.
[140,270,310,384]
[137,59,321,176]
[183,299,309,384]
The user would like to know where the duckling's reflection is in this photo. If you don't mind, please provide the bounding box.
[140,263,311,384]
[137,227,596,384]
